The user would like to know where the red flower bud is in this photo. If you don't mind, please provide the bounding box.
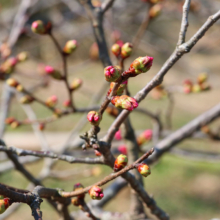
[70,78,82,90]
[107,80,127,96]
[0,198,11,214]
[118,145,127,155]
[71,197,80,206]
[137,129,152,146]
[94,150,102,157]
[89,185,104,200]
[31,20,46,34]
[137,163,151,177]
[114,130,122,140]
[6,78,19,87]
[111,95,138,111]
[111,44,121,56]
[73,183,85,199]
[20,95,34,104]
[63,100,71,108]
[114,154,128,172]
[46,95,58,107]
[87,111,102,125]
[121,42,133,59]
[104,66,121,82]
[63,40,78,55]
[45,66,62,80]
[39,123,45,131]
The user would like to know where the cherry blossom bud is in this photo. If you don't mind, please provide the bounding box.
[94,150,102,157]
[118,145,127,155]
[121,42,133,59]
[107,81,127,96]
[31,20,46,34]
[116,40,124,47]
[73,183,85,199]
[71,197,80,206]
[63,100,71,108]
[46,95,57,107]
[197,73,207,84]
[53,108,62,118]
[87,111,102,125]
[5,117,15,125]
[104,66,121,82]
[20,95,34,104]
[0,198,10,214]
[7,57,17,67]
[192,84,201,93]
[89,185,104,200]
[63,40,78,55]
[45,66,62,80]
[149,4,162,18]
[114,154,128,172]
[10,121,20,129]
[6,78,19,87]
[111,30,121,42]
[137,163,151,177]
[16,84,24,92]
[137,129,153,146]
[114,130,122,140]
[70,78,82,90]
[39,123,45,131]
[111,95,138,111]
[183,80,193,94]
[17,51,28,62]
[111,44,121,56]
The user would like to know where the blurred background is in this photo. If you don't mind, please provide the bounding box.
[0,0,220,219]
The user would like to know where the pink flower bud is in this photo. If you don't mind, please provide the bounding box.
[0,198,10,214]
[63,40,78,55]
[7,57,17,66]
[6,78,19,87]
[45,66,62,80]
[116,40,124,47]
[107,80,127,96]
[31,20,46,34]
[121,42,133,59]
[111,44,121,56]
[73,183,85,199]
[89,185,104,200]
[70,78,82,90]
[104,66,121,82]
[137,163,151,177]
[111,95,138,111]
[63,100,71,108]
[114,154,128,172]
[114,130,122,140]
[118,145,127,155]
[87,111,102,125]
[46,95,58,107]
[20,95,34,104]
[143,129,153,140]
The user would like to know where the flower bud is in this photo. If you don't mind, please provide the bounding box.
[111,44,121,57]
[71,197,80,206]
[121,42,133,59]
[31,20,46,34]
[94,150,102,157]
[149,4,162,18]
[137,163,151,177]
[114,154,128,172]
[137,129,153,146]
[20,95,34,104]
[45,66,62,80]
[70,78,82,90]
[107,80,127,96]
[17,51,28,62]
[87,111,102,125]
[5,117,15,125]
[104,66,121,82]
[63,40,78,55]
[127,56,154,76]
[7,57,17,67]
[114,130,122,140]
[16,84,24,92]
[10,121,20,129]
[0,198,10,214]
[63,100,71,108]
[89,185,104,200]
[111,95,138,111]
[6,78,19,87]
[197,73,207,84]
[118,145,127,155]
[39,123,45,131]
[53,108,62,118]
[73,183,85,199]
[46,95,57,107]
[192,84,201,93]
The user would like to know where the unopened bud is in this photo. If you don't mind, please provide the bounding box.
[107,80,127,96]
[111,95,138,111]
[121,43,133,59]
[46,95,57,107]
[63,100,71,108]
[17,51,28,62]
[73,183,85,199]
[71,197,80,206]
[0,198,11,214]
[114,154,128,172]
[137,163,151,177]
[7,57,17,67]
[70,78,82,90]
[5,117,15,125]
[45,66,63,80]
[104,66,121,82]
[20,95,34,104]
[10,121,20,129]
[111,44,121,57]
[192,84,201,93]
[89,42,99,60]
[94,150,102,157]
[6,78,19,87]
[114,130,122,140]
[197,73,207,84]
[31,20,46,34]
[63,40,78,55]
[39,123,45,131]
[87,111,102,126]
[149,4,162,18]
[118,145,127,155]
[89,185,104,200]
[16,84,24,92]
[137,129,152,146]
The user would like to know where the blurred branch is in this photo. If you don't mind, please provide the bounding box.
[101,0,115,14]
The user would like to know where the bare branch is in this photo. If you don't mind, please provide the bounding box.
[101,0,115,14]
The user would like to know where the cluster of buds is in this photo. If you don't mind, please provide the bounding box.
[114,154,128,172]
[107,80,127,96]
[70,78,82,91]
[137,129,153,146]
[111,42,133,59]
[151,84,167,99]
[63,40,78,55]
[136,163,151,177]
[71,183,85,206]
[20,95,34,104]
[5,117,20,129]
[45,95,58,107]
[31,20,52,35]
[111,95,138,111]
[104,66,121,82]
[45,66,63,80]
[123,56,153,78]
[0,197,11,214]
[87,111,102,126]
[183,73,211,94]
[89,185,104,200]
